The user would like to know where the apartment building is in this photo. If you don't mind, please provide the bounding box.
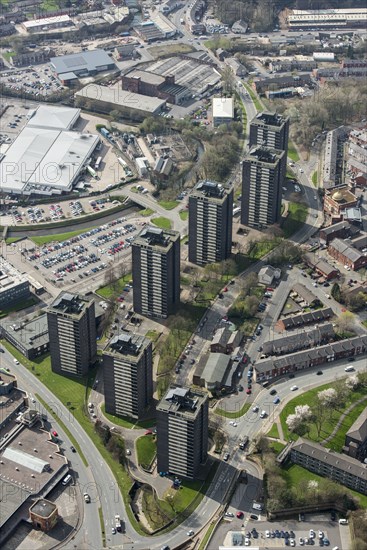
[132,226,180,319]
[188,180,233,266]
[289,438,367,496]
[156,387,208,479]
[103,333,153,420]
[249,111,290,152]
[46,292,97,377]
[241,146,286,228]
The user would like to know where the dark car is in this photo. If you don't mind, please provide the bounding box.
[330,511,336,521]
[288,373,295,379]
[70,446,76,453]
[269,389,277,395]
[0,348,4,353]
[316,370,323,376]
[250,514,258,520]
[348,357,355,362]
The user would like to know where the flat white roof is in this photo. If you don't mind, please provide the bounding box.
[212,97,234,119]
[75,83,166,114]
[27,105,81,131]
[23,14,71,29]
[0,127,99,194]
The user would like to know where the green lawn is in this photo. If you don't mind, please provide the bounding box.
[312,171,318,187]
[326,399,367,452]
[3,51,15,61]
[96,274,131,299]
[248,239,280,260]
[280,383,367,444]
[145,330,161,343]
[269,441,286,454]
[151,217,172,230]
[179,210,188,221]
[0,297,38,319]
[243,83,263,112]
[215,403,250,419]
[288,142,300,162]
[267,423,280,439]
[100,404,153,429]
[282,463,367,509]
[139,208,154,217]
[362,320,367,328]
[31,227,96,246]
[5,237,22,244]
[283,202,308,238]
[158,200,179,210]
[136,434,157,469]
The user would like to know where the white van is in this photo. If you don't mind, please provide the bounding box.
[62,474,72,486]
[338,518,348,525]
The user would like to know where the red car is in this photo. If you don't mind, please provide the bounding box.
[52,430,58,437]
[223,287,228,292]
[236,511,244,519]
[246,389,252,395]
[266,287,274,292]
[145,430,153,436]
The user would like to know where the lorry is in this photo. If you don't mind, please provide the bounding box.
[100,127,111,139]
[87,165,97,178]
[115,514,122,532]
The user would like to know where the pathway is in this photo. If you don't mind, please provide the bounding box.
[321,395,367,445]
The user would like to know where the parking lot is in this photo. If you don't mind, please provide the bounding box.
[20,215,150,288]
[221,512,346,549]
[1,64,64,98]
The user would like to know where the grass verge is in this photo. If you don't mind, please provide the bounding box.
[36,394,88,467]
[98,506,106,547]
[31,227,95,246]
[136,434,157,469]
[101,404,154,430]
[215,403,250,419]
[282,201,308,238]
[96,274,131,299]
[151,217,172,230]
[158,200,179,210]
[243,83,263,112]
[326,398,367,452]
[179,210,188,221]
[139,208,154,217]
[198,521,217,550]
[312,171,318,187]
[288,142,300,162]
[267,423,280,439]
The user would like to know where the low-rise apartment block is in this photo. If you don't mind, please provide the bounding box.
[0,257,30,309]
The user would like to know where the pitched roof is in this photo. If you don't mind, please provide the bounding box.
[346,410,367,444]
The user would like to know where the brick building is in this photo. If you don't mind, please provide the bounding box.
[121,69,187,104]
[29,499,58,532]
[324,186,358,220]
[303,253,340,280]
[343,411,367,461]
[275,307,333,332]
[328,238,367,271]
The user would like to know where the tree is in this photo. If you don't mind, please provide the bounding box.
[346,374,360,390]
[317,388,338,408]
[335,311,356,334]
[331,282,342,302]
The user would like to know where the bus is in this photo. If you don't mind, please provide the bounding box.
[118,157,127,168]
[94,156,102,170]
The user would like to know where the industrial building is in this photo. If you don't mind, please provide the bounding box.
[26,105,81,131]
[249,111,290,152]
[212,97,234,127]
[156,387,208,479]
[121,69,188,105]
[22,14,74,33]
[241,146,286,228]
[50,49,116,85]
[103,333,153,420]
[75,83,166,121]
[287,8,367,30]
[0,257,30,309]
[193,353,238,394]
[188,180,233,266]
[132,226,180,319]
[47,293,97,377]
[0,106,99,197]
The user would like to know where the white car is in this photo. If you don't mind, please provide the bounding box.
[290,385,298,391]
[13,359,19,365]
[233,422,238,427]
[252,405,259,413]
[245,537,250,546]
[344,365,354,372]
[309,529,315,538]
[299,168,304,173]
[187,529,194,536]
[318,531,324,539]
[260,410,267,418]
[265,530,270,538]
[225,512,234,518]
[290,540,295,547]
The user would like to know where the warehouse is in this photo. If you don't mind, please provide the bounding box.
[50,49,116,85]
[212,97,234,127]
[0,113,99,196]
[75,83,166,121]
[22,14,74,33]
[121,69,188,104]
[26,105,81,131]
